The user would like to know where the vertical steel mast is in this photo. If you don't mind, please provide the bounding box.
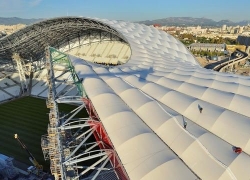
[12,53,28,93]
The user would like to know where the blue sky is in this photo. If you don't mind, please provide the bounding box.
[0,0,249,22]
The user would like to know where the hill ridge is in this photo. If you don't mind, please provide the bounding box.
[137,17,250,26]
[0,17,44,25]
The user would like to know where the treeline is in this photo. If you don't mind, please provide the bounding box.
[177,33,238,45]
[190,49,225,57]
[196,36,237,45]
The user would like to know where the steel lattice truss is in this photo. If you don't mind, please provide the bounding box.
[40,47,127,180]
[0,17,128,64]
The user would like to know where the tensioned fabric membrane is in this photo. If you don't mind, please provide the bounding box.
[70,18,250,180]
[1,17,250,180]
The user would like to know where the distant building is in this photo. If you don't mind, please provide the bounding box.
[234,28,239,34]
[230,29,235,34]
[153,24,161,28]
[188,43,226,52]
[227,26,233,31]
[237,35,250,46]
[239,26,244,34]
[186,26,206,35]
[210,56,219,61]
[222,24,227,31]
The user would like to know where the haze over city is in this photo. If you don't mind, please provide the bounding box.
[0,0,250,22]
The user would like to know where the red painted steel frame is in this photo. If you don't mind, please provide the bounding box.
[82,98,129,180]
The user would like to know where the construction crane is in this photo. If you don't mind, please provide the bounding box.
[14,134,43,175]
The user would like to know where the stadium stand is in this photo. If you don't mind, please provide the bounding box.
[10,73,21,83]
[4,86,20,97]
[31,81,48,96]
[0,90,12,101]
[0,78,16,88]
[62,86,78,96]
[0,73,22,102]
[67,41,131,65]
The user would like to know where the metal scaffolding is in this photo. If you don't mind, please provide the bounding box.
[41,47,126,180]
[12,53,28,93]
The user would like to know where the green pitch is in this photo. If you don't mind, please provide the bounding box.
[0,96,88,171]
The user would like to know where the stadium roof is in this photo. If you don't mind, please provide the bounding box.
[2,17,250,179]
[0,17,127,64]
[70,18,250,180]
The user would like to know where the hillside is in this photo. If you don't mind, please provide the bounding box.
[138,17,250,26]
[1,16,249,27]
[0,17,44,25]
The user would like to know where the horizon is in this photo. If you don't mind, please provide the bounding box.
[1,16,250,23]
[0,0,249,22]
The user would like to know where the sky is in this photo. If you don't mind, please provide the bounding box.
[0,0,249,22]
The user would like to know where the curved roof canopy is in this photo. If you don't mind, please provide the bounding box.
[70,17,250,180]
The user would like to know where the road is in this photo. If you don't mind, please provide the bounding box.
[204,56,233,69]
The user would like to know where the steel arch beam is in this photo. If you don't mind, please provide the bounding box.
[0,17,128,63]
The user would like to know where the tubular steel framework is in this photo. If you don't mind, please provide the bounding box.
[41,47,129,180]
[0,17,128,65]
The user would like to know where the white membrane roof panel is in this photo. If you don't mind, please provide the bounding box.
[69,18,250,180]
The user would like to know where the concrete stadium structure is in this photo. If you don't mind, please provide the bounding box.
[188,43,226,52]
[237,35,250,55]
[237,35,250,47]
[1,17,250,180]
